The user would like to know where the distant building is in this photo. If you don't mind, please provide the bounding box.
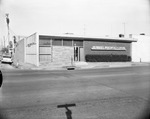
[14,33,137,66]
[132,35,150,62]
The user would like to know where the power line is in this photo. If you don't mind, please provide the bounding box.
[9,27,17,36]
[123,22,126,37]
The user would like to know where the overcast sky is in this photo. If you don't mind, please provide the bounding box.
[0,0,150,41]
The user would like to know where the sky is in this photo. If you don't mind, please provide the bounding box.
[0,0,150,45]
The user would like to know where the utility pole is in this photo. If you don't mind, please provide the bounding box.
[123,22,126,37]
[3,36,5,47]
[83,24,86,36]
[110,24,112,37]
[5,13,10,46]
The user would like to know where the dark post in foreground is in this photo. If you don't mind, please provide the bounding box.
[0,70,3,87]
[57,104,76,119]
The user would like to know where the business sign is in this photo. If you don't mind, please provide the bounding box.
[26,33,37,54]
[26,33,36,47]
[91,46,126,51]
[26,42,36,47]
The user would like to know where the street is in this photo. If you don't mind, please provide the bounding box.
[0,66,150,119]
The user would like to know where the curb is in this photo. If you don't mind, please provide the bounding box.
[3,62,150,71]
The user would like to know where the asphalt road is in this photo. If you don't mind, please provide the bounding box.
[0,66,150,119]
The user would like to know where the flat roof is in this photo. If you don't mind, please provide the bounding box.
[39,34,137,43]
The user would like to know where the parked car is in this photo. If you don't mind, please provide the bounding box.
[1,55,13,64]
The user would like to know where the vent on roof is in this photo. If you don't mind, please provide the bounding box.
[129,34,132,38]
[140,33,145,35]
[119,34,124,38]
[64,33,74,35]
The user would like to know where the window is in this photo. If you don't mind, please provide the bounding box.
[63,39,72,46]
[39,46,51,62]
[52,39,62,46]
[39,47,51,54]
[39,55,51,62]
[73,40,83,47]
[39,39,51,45]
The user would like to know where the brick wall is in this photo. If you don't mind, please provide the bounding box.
[53,46,74,65]
[84,41,131,56]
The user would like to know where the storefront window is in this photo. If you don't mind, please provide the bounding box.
[63,39,72,46]
[52,39,62,46]
[39,55,51,62]
[73,40,83,47]
[39,39,51,45]
[39,46,51,54]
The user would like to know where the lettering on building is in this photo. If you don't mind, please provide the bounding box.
[26,42,36,47]
[91,46,126,51]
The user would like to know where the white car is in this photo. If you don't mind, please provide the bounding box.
[1,55,13,64]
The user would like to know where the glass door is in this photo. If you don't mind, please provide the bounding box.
[74,47,79,61]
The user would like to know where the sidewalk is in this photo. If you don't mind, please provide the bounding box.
[75,62,150,69]
[0,63,16,70]
[10,62,150,70]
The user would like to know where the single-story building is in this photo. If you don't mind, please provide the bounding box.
[132,35,150,62]
[14,33,137,66]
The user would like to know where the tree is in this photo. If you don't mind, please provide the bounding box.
[9,41,13,48]
[1,47,9,54]
[13,36,17,44]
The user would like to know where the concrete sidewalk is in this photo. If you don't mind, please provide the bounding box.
[0,63,16,70]
[11,62,150,70]
[75,62,150,69]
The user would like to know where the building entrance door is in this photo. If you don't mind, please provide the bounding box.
[74,47,78,61]
[74,47,84,61]
[79,47,84,61]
